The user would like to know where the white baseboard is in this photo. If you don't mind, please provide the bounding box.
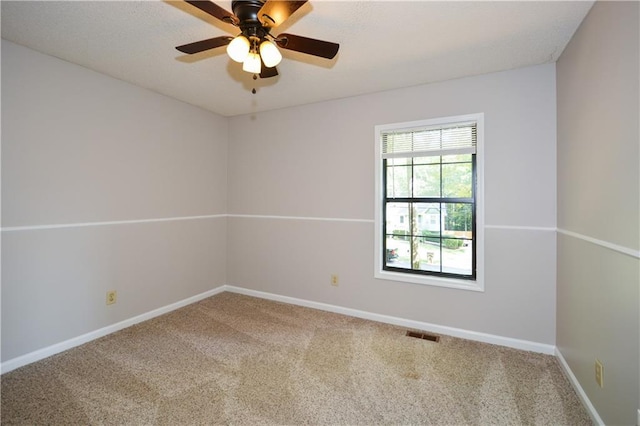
[224,285,556,355]
[1,286,226,374]
[555,347,604,425]
[0,283,559,371]
[3,283,601,424]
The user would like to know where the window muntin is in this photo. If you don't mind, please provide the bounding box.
[375,114,483,290]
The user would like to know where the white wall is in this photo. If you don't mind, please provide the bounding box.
[7,16,635,422]
[227,64,558,345]
[0,41,559,365]
[1,40,229,362]
[556,2,639,425]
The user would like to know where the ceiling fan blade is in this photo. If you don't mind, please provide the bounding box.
[258,0,308,28]
[185,1,238,25]
[276,33,339,59]
[259,58,279,78]
[176,36,233,54]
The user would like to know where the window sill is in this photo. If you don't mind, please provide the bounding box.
[375,269,484,292]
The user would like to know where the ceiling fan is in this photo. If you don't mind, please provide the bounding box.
[176,0,340,80]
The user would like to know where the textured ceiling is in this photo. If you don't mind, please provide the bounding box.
[1,1,594,117]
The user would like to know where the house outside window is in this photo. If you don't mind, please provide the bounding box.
[374,114,484,291]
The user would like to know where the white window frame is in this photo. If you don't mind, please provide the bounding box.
[374,113,485,292]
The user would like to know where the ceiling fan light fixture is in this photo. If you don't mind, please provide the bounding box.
[259,40,282,68]
[177,0,340,83]
[227,35,250,62]
[242,52,262,74]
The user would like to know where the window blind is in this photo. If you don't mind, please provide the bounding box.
[381,121,477,158]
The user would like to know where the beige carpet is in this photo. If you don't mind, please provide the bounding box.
[2,292,591,425]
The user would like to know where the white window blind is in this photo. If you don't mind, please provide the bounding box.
[381,121,477,159]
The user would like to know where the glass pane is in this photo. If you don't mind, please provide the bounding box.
[414,156,440,165]
[414,202,441,239]
[413,164,440,197]
[415,239,440,273]
[385,236,410,269]
[386,165,411,198]
[442,154,471,164]
[441,238,473,275]
[442,163,472,198]
[386,203,409,238]
[442,203,473,238]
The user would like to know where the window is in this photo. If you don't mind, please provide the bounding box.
[374,114,484,291]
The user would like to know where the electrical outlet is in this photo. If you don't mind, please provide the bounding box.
[595,359,604,388]
[331,274,339,286]
[106,290,117,305]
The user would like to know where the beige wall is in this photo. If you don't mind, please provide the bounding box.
[228,64,559,345]
[556,2,640,425]
[1,40,229,361]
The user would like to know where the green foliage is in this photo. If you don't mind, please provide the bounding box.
[391,230,410,241]
[420,230,440,244]
[421,231,464,250]
[444,203,472,231]
[392,231,464,250]
[442,162,472,198]
[443,239,464,250]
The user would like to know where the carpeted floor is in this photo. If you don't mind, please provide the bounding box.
[2,292,592,425]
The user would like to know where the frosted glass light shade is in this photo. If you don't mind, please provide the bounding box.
[242,52,262,74]
[259,40,282,68]
[227,36,250,62]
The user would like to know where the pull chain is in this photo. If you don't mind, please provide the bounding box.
[252,74,257,94]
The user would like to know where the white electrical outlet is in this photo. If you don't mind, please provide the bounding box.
[595,359,604,388]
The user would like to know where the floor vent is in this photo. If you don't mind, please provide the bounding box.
[406,330,440,342]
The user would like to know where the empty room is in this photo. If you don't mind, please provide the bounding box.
[1,1,638,424]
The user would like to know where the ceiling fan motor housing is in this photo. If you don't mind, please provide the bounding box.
[232,0,270,39]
